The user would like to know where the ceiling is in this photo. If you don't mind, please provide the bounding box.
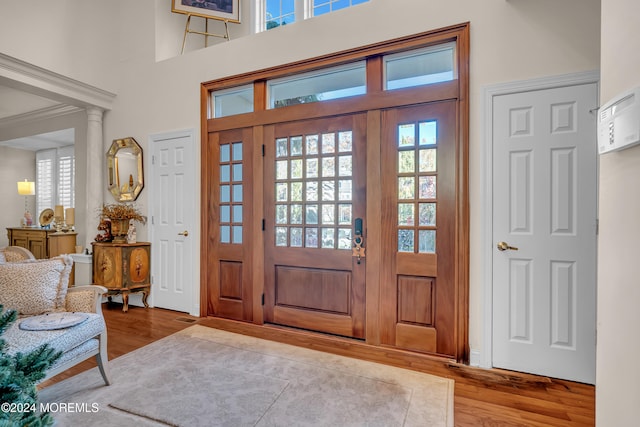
[0,83,76,151]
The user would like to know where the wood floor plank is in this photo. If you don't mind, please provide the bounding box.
[41,306,595,426]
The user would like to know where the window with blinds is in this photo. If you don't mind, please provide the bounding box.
[58,148,75,208]
[36,146,75,225]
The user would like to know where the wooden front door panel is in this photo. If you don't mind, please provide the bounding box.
[206,128,254,322]
[380,101,458,357]
[264,115,367,339]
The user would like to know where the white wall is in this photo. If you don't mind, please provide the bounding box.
[0,0,119,93]
[155,0,253,61]
[0,147,35,246]
[0,0,601,351]
[597,0,640,424]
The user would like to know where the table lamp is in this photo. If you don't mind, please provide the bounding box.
[65,207,75,231]
[17,179,35,227]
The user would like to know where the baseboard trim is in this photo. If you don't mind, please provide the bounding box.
[469,349,481,367]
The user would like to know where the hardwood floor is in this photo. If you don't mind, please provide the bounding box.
[43,305,595,426]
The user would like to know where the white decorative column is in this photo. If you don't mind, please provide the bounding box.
[85,107,105,250]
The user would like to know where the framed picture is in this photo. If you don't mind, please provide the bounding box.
[172,0,240,23]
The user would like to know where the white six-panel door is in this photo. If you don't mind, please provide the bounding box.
[150,131,197,314]
[492,83,598,384]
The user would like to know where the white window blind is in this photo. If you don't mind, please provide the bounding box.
[36,146,75,225]
[36,149,55,219]
[58,146,75,208]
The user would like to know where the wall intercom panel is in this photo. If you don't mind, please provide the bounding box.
[598,86,640,154]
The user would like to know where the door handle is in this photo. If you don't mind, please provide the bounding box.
[178,230,189,237]
[497,241,518,251]
[352,218,365,264]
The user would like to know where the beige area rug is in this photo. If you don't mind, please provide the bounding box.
[39,325,454,426]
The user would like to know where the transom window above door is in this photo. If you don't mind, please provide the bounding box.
[208,40,457,119]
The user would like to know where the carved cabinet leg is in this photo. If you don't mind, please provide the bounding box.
[122,292,129,312]
[142,288,150,308]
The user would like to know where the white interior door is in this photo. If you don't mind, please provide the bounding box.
[492,83,598,384]
[151,130,197,314]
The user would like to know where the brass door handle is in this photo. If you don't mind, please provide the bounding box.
[497,241,518,251]
[178,231,189,237]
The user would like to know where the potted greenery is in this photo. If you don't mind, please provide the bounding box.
[99,203,146,243]
[0,305,61,426]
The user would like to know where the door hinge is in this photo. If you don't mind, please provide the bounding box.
[596,219,599,235]
[261,293,265,306]
[262,144,265,157]
[262,219,265,231]
[152,155,155,165]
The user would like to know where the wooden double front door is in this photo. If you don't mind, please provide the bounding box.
[206,100,462,359]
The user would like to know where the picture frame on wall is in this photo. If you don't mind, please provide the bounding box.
[172,0,240,23]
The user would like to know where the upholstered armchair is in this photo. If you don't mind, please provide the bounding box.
[0,247,111,385]
[0,245,36,262]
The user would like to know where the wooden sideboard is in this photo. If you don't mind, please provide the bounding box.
[7,227,77,260]
[92,242,150,312]
[7,227,77,286]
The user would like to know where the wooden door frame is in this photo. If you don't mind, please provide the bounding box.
[201,23,470,362]
[480,70,600,369]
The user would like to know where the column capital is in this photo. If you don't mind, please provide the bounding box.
[86,106,104,123]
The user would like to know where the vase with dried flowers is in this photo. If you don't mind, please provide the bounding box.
[99,203,146,243]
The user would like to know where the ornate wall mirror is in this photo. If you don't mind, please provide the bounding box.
[107,137,144,202]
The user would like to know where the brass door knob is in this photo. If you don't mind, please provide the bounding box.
[497,241,518,251]
[178,231,189,237]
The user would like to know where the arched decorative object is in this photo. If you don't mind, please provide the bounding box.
[107,137,144,202]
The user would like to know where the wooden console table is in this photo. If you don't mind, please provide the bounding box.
[7,227,77,260]
[92,242,151,312]
[7,227,77,286]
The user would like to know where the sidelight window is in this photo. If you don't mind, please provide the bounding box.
[219,142,243,244]
[397,120,437,253]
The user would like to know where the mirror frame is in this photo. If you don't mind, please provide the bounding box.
[107,137,144,202]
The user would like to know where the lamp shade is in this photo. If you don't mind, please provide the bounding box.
[17,180,35,196]
[65,208,75,226]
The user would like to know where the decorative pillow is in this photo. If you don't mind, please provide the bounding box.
[0,255,73,315]
[19,312,89,331]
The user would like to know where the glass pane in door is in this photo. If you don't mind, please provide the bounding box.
[273,131,354,250]
[397,120,437,253]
